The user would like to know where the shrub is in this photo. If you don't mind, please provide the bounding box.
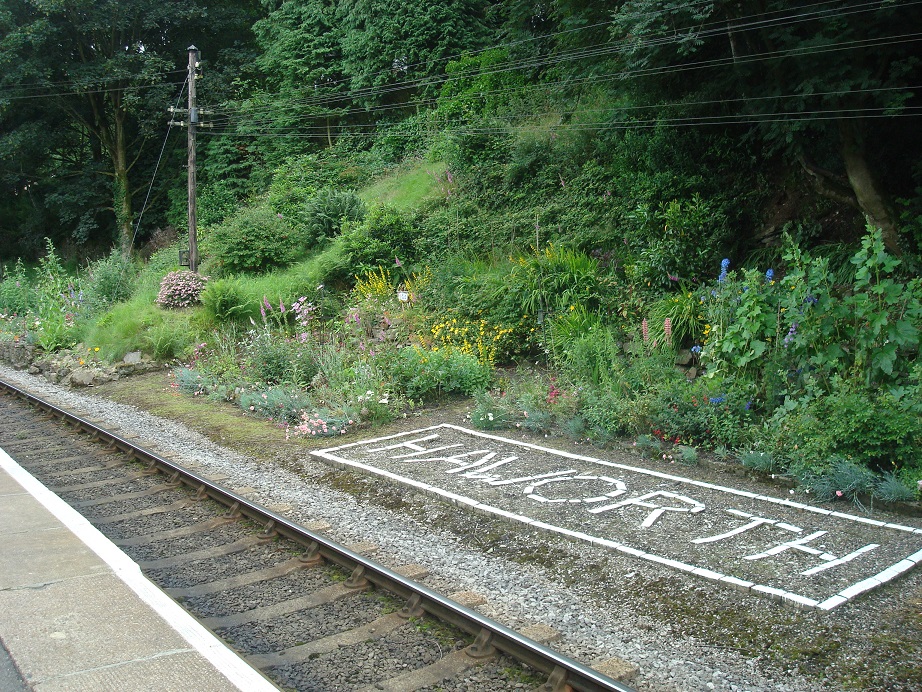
[340,204,416,274]
[634,434,662,457]
[470,390,510,430]
[0,259,32,313]
[200,278,258,324]
[764,381,922,476]
[387,345,491,400]
[875,472,916,503]
[302,188,366,248]
[243,328,318,387]
[209,206,304,274]
[240,386,312,425]
[155,271,209,309]
[84,250,138,311]
[799,458,877,504]
[740,450,778,473]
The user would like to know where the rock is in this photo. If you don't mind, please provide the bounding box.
[684,366,698,380]
[123,351,143,365]
[68,368,97,387]
[675,349,693,366]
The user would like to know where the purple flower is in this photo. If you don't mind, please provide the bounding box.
[783,322,799,347]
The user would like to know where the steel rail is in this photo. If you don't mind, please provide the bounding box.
[0,377,636,692]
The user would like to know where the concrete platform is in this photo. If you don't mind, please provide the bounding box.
[0,447,279,691]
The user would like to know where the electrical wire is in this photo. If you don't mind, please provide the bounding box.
[129,77,189,250]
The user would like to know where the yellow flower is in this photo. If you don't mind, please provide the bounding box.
[94,347,99,352]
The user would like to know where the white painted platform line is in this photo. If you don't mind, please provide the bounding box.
[0,448,279,692]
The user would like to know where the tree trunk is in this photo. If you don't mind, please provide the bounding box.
[839,119,901,254]
[110,113,133,255]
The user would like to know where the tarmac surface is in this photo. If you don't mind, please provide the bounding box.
[0,446,278,692]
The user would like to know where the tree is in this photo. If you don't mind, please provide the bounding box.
[609,0,922,252]
[0,0,259,257]
[336,0,493,108]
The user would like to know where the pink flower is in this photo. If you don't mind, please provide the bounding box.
[664,318,672,344]
[835,490,843,497]
[641,318,649,343]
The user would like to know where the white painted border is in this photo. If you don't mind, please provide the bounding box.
[0,448,278,692]
[314,424,922,610]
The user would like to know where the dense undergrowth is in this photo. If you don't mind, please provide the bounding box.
[2,57,922,507]
[2,217,921,507]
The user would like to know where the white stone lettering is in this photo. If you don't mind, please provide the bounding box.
[588,491,705,528]
[370,434,442,454]
[524,475,627,504]
[692,508,802,545]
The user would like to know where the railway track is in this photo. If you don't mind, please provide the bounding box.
[0,377,635,692]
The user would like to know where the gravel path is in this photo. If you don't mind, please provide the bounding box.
[3,363,920,692]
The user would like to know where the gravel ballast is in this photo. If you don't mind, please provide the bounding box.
[3,363,920,692]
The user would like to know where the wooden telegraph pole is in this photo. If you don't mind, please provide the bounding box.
[187,45,200,273]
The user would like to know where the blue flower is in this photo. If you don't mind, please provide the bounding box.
[709,396,726,404]
[765,268,774,282]
[691,345,702,354]
[721,258,730,271]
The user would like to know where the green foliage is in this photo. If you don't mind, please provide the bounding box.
[766,381,922,477]
[703,227,922,393]
[155,271,209,309]
[799,459,878,504]
[386,345,491,400]
[339,204,416,274]
[240,387,313,425]
[506,245,605,316]
[83,250,138,312]
[82,297,196,361]
[469,390,510,430]
[875,472,916,504]
[243,328,318,387]
[200,278,259,324]
[208,207,305,275]
[740,450,778,474]
[301,188,366,248]
[0,260,31,314]
[634,434,662,458]
[646,286,705,349]
[144,313,196,360]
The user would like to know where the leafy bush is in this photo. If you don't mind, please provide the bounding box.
[702,227,922,391]
[84,250,138,311]
[243,328,318,387]
[645,285,705,349]
[209,206,304,274]
[875,472,916,503]
[155,271,209,309]
[200,278,258,324]
[340,204,416,273]
[764,381,922,476]
[0,259,32,313]
[386,345,491,400]
[469,390,510,430]
[302,188,366,248]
